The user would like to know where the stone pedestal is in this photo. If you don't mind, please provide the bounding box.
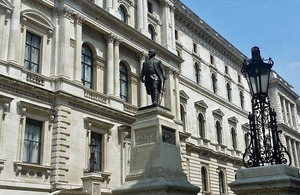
[229,165,300,195]
[81,173,102,195]
[113,106,199,195]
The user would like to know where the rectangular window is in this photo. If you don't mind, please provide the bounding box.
[210,55,214,65]
[147,2,153,13]
[175,30,178,40]
[225,66,228,74]
[193,43,197,53]
[23,119,42,164]
[91,132,103,171]
[24,32,41,73]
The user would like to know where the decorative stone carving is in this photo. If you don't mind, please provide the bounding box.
[135,128,156,146]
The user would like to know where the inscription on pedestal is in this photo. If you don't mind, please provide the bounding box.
[135,128,156,146]
[162,126,176,145]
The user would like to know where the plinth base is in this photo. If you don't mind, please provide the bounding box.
[113,106,199,195]
[229,165,300,195]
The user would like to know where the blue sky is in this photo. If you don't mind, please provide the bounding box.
[180,0,300,96]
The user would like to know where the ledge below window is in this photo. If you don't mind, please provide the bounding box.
[14,162,52,180]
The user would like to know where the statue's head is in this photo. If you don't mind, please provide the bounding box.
[148,49,156,58]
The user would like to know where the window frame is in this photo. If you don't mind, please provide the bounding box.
[85,117,114,173]
[194,62,200,84]
[201,166,209,192]
[81,43,94,89]
[23,118,43,164]
[216,121,222,144]
[212,73,217,93]
[148,24,155,40]
[24,31,41,73]
[119,5,127,23]
[119,62,129,102]
[15,101,54,179]
[226,83,232,101]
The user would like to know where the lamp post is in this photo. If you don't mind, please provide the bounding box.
[89,138,97,172]
[242,46,291,167]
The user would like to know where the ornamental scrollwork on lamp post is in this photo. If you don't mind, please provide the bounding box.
[242,46,291,167]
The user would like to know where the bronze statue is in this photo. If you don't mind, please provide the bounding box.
[141,49,166,106]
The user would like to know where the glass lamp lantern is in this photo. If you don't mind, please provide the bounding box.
[242,47,274,98]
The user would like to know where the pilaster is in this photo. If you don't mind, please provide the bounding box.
[138,52,147,107]
[7,0,21,64]
[114,37,121,97]
[57,6,72,78]
[74,13,85,82]
[106,34,114,95]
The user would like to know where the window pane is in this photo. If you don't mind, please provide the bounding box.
[85,66,91,82]
[26,33,31,44]
[32,35,40,48]
[31,64,38,72]
[25,45,30,60]
[24,61,30,70]
[91,132,102,171]
[31,48,39,64]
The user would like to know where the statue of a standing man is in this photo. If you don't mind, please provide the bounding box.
[141,49,166,106]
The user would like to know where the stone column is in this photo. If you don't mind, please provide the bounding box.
[161,0,171,50]
[57,7,72,77]
[113,0,118,13]
[74,14,84,83]
[7,0,21,64]
[287,137,295,166]
[142,0,148,34]
[282,99,288,124]
[114,38,121,97]
[170,5,176,51]
[174,71,181,120]
[137,0,144,32]
[292,140,299,167]
[287,102,293,127]
[106,0,113,12]
[139,52,147,107]
[165,68,174,114]
[297,141,300,168]
[106,34,114,95]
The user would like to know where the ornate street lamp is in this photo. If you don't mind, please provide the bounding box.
[242,47,291,167]
[89,139,97,172]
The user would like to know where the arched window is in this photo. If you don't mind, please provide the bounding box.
[199,113,205,138]
[219,170,225,194]
[119,62,128,101]
[148,24,155,40]
[231,128,237,149]
[81,44,93,89]
[240,91,244,109]
[195,63,200,84]
[119,5,127,23]
[180,104,186,130]
[201,166,208,192]
[226,83,231,101]
[216,121,222,144]
[212,73,217,93]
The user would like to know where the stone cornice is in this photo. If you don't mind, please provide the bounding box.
[173,0,247,66]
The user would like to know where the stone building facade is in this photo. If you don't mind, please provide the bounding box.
[0,0,299,194]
